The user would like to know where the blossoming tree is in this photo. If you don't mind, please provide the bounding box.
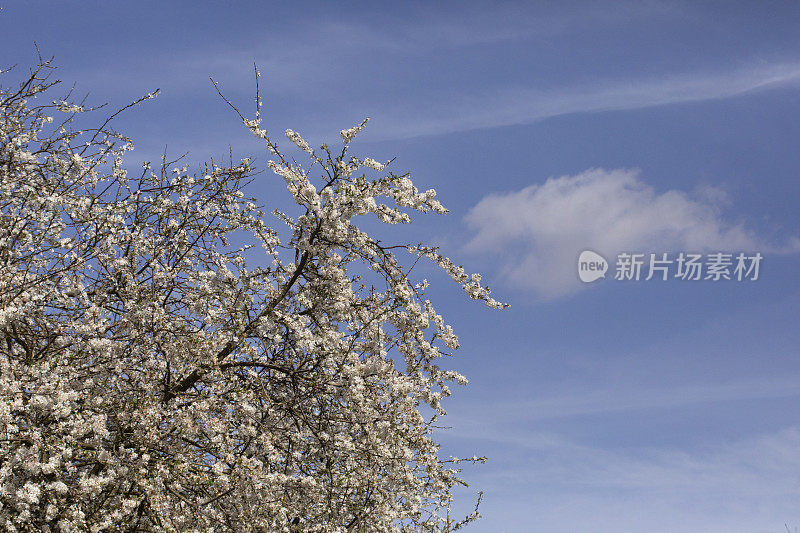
[0,57,504,532]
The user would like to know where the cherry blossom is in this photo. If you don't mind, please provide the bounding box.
[0,58,503,532]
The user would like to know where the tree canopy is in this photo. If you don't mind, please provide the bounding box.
[0,57,503,532]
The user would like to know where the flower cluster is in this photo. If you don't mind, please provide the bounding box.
[0,60,502,532]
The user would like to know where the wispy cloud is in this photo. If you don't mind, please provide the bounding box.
[59,2,800,144]
[446,371,800,531]
[69,3,673,93]
[457,426,800,532]
[390,1,679,50]
[442,369,800,531]
[366,61,800,140]
[456,374,800,425]
[463,168,799,298]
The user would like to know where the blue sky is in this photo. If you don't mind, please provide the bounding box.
[4,2,800,531]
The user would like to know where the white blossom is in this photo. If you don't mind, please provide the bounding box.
[0,58,501,532]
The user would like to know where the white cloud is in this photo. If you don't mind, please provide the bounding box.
[463,168,798,298]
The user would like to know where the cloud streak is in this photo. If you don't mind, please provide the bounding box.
[366,61,800,140]
[456,374,800,425]
[457,426,800,533]
[62,7,800,143]
[445,373,800,531]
